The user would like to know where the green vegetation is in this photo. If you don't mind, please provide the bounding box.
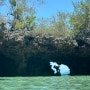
[0,0,90,76]
[70,0,90,35]
[0,0,89,37]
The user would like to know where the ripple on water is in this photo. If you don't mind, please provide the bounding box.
[0,76,90,90]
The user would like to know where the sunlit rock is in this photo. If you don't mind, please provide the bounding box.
[50,62,59,74]
[49,62,70,76]
[59,64,70,76]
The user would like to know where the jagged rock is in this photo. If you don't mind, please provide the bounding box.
[0,32,90,76]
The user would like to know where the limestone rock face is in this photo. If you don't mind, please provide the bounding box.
[0,32,90,76]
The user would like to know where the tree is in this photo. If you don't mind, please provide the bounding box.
[0,14,6,30]
[70,0,90,35]
[0,0,44,31]
[8,0,34,30]
[24,14,36,31]
[51,12,69,36]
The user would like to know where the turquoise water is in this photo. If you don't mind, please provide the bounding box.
[0,76,90,90]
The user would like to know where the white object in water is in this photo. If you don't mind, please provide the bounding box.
[50,62,59,74]
[59,64,70,76]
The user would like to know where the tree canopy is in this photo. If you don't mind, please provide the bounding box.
[0,0,89,37]
[70,0,90,35]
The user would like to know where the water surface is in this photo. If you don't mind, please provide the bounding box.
[0,76,90,90]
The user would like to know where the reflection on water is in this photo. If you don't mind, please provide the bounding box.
[0,76,90,90]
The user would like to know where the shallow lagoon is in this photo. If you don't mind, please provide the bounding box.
[0,76,90,90]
